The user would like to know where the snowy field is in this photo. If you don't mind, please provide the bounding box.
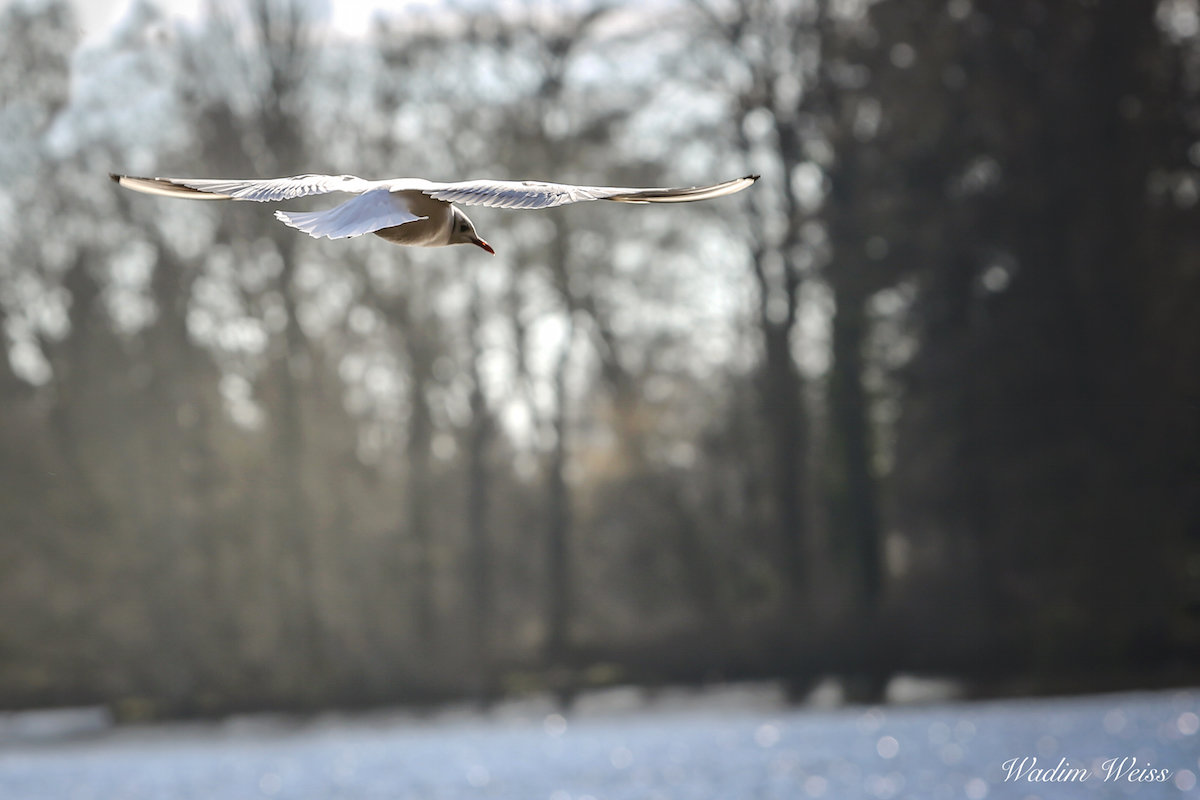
[1,684,1197,800]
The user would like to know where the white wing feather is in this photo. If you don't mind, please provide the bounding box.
[416,176,758,208]
[113,173,378,201]
[417,180,609,209]
[274,189,424,239]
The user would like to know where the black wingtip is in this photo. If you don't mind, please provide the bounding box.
[747,174,761,181]
[109,172,122,184]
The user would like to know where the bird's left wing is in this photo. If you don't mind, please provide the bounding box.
[111,173,378,202]
[413,175,759,209]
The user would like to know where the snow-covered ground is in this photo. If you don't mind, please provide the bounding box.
[1,684,1197,799]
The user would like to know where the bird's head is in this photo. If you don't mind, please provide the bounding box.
[449,207,494,254]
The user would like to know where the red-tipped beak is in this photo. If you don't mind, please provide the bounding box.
[473,238,495,255]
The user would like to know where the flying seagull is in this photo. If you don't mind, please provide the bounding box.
[111,172,759,255]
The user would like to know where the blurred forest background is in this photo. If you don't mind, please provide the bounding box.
[1,0,1199,719]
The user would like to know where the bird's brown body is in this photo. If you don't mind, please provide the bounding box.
[372,191,455,247]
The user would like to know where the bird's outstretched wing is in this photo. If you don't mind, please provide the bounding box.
[112,172,759,208]
[413,175,759,209]
[110,173,378,202]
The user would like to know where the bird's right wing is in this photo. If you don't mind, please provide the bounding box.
[111,173,378,202]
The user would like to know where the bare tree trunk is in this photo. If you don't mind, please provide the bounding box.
[761,319,808,601]
[273,251,326,688]
[747,239,809,605]
[465,409,492,680]
[822,140,884,610]
[825,269,883,608]
[463,284,495,699]
[543,319,574,667]
[401,327,437,646]
[215,0,325,701]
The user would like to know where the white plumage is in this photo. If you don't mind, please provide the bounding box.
[111,172,759,254]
